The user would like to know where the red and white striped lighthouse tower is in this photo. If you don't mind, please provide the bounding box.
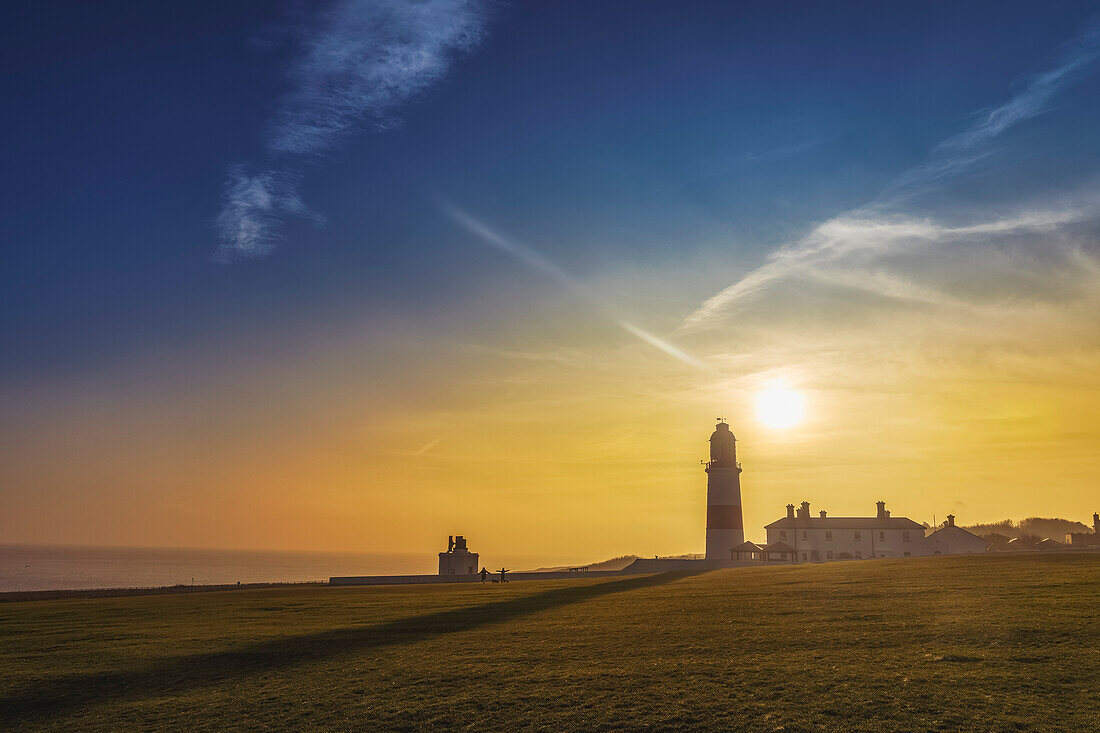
[705,420,744,560]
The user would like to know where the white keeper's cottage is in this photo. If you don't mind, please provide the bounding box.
[764,501,924,562]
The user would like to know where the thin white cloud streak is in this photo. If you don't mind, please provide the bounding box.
[216,0,491,260]
[674,137,831,191]
[414,437,442,455]
[440,202,706,369]
[618,321,703,367]
[741,137,827,164]
[886,20,1100,196]
[683,206,1095,329]
[440,203,586,296]
[684,19,1100,330]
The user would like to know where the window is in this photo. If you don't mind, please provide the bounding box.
[904,552,911,557]
[825,530,832,540]
[801,553,807,561]
[879,531,885,541]
[449,568,455,575]
[854,550,862,559]
[802,530,808,540]
[780,530,787,539]
[854,531,862,541]
[826,550,834,560]
[902,531,910,542]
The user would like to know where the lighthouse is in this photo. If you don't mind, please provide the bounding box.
[705,420,744,560]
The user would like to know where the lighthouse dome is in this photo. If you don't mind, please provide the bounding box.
[709,421,737,465]
[710,422,735,442]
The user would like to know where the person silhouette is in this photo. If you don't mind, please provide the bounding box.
[479,567,489,583]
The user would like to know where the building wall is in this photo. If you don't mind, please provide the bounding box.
[923,527,988,555]
[438,551,479,575]
[766,526,922,561]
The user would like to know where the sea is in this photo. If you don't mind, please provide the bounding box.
[0,545,573,593]
[0,545,438,593]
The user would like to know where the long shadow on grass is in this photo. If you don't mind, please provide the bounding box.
[2,571,698,724]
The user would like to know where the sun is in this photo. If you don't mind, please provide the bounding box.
[755,385,806,429]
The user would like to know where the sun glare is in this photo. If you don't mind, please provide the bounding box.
[755,386,806,429]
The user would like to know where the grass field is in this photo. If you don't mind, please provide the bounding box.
[1,553,1097,731]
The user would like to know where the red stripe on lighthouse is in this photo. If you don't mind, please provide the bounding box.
[707,505,743,530]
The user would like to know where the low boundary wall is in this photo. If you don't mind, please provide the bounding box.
[330,569,627,586]
[330,558,764,586]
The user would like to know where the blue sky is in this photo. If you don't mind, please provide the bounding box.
[4,1,1097,382]
[3,1,1100,553]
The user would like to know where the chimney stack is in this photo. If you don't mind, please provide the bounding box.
[786,504,795,519]
[798,501,810,519]
[876,501,887,519]
[819,510,827,519]
[946,514,955,527]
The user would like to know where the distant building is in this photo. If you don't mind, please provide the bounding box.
[764,501,924,562]
[1065,513,1100,547]
[923,515,988,555]
[438,535,479,576]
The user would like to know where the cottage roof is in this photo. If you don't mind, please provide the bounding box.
[730,541,762,553]
[761,541,796,554]
[925,524,987,543]
[764,516,924,530]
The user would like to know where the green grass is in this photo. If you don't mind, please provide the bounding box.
[1,553,1097,731]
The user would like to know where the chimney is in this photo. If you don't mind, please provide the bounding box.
[876,501,886,519]
[885,510,890,518]
[798,501,811,519]
[947,514,956,527]
[819,510,827,519]
[786,504,795,519]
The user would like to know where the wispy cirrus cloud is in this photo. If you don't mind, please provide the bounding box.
[684,19,1100,331]
[885,19,1100,197]
[681,205,1095,330]
[216,0,492,261]
[267,0,489,157]
[440,202,705,369]
[214,166,319,261]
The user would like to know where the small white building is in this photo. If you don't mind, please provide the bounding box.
[438,535,479,576]
[764,501,924,562]
[922,515,988,555]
